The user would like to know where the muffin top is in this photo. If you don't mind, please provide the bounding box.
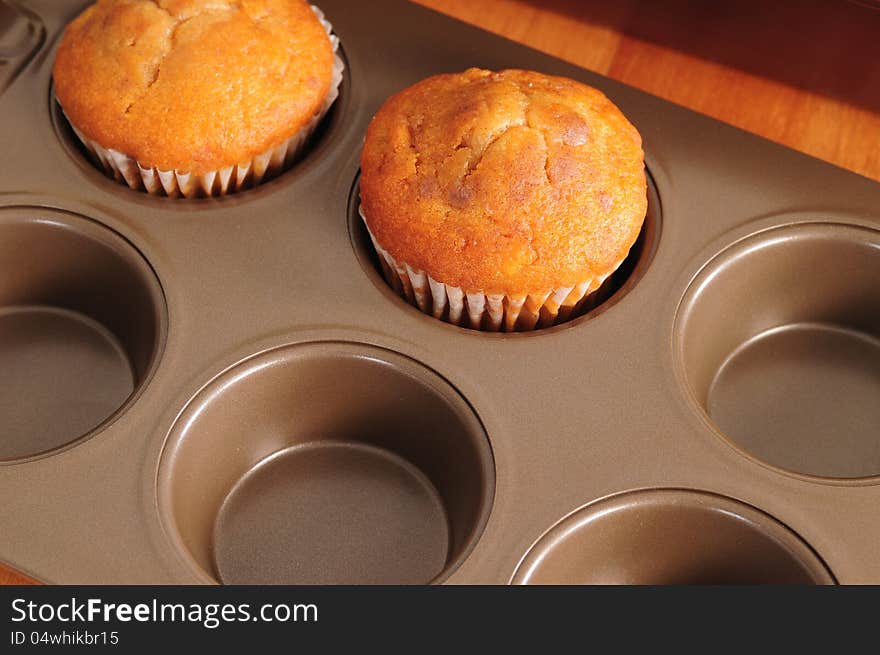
[53,0,334,175]
[360,68,647,296]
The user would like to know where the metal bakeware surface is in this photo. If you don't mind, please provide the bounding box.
[1,0,879,584]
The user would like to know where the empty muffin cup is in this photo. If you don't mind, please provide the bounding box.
[158,342,494,584]
[0,207,165,461]
[512,489,834,584]
[676,222,880,479]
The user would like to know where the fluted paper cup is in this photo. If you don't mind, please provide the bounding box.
[360,206,623,332]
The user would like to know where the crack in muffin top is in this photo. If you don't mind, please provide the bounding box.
[360,68,647,295]
[53,0,334,174]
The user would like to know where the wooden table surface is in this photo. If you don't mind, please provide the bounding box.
[2,0,878,586]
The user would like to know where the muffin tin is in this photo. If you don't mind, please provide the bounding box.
[1,0,879,584]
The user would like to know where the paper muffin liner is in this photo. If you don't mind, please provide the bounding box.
[60,5,344,198]
[359,206,625,332]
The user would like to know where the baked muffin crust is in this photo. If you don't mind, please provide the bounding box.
[360,68,647,295]
[53,0,334,175]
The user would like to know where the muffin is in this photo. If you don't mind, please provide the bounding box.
[53,0,343,197]
[359,68,647,331]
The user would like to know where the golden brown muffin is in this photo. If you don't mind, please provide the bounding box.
[53,0,335,177]
[360,68,647,323]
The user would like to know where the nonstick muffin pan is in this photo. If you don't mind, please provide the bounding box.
[1,0,879,584]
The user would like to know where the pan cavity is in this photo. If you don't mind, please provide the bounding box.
[158,342,494,584]
[0,207,166,461]
[512,489,834,584]
[676,222,880,480]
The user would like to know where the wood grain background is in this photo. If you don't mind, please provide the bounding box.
[2,0,878,586]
